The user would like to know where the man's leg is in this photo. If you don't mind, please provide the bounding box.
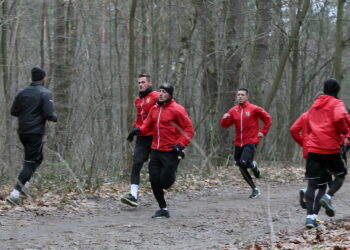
[320,153,347,217]
[235,145,259,198]
[122,136,152,207]
[7,134,43,205]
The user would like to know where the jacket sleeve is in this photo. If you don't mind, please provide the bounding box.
[334,102,348,135]
[290,114,304,147]
[220,109,234,128]
[257,107,272,135]
[10,93,20,117]
[174,108,195,147]
[139,106,155,134]
[42,91,58,122]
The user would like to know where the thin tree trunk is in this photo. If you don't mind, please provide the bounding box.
[1,0,13,168]
[248,0,271,106]
[334,0,345,81]
[126,0,137,171]
[264,0,310,111]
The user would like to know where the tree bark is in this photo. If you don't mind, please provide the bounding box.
[248,0,271,106]
[264,0,310,111]
[334,0,345,82]
[126,0,137,171]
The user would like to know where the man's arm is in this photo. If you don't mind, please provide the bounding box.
[173,108,194,148]
[42,92,58,122]
[257,107,272,135]
[290,114,305,147]
[220,109,234,128]
[10,94,20,117]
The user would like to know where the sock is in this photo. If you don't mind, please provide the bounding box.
[312,214,318,220]
[325,194,331,199]
[24,181,30,189]
[162,207,168,210]
[131,184,138,199]
[10,189,20,198]
[306,214,313,219]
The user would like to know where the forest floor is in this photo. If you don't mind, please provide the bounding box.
[1,164,350,249]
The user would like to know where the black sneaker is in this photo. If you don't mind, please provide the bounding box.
[319,195,335,217]
[249,188,261,199]
[251,161,260,178]
[151,209,170,218]
[121,194,139,207]
[299,188,307,209]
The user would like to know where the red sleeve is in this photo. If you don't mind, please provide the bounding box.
[220,109,234,128]
[132,98,139,128]
[139,106,156,134]
[256,107,272,136]
[173,107,195,147]
[334,101,348,135]
[290,114,305,147]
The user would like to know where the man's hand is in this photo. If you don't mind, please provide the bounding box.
[223,113,230,119]
[258,132,264,138]
[127,127,140,142]
[169,144,185,159]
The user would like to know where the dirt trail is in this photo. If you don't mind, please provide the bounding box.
[1,181,350,249]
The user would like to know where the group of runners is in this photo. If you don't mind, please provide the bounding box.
[5,68,349,228]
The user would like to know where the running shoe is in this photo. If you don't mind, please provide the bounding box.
[299,188,307,209]
[151,209,170,218]
[6,195,21,206]
[249,188,261,199]
[319,194,335,217]
[121,193,139,207]
[305,218,315,229]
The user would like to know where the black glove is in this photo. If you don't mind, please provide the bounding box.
[127,127,140,142]
[169,144,185,159]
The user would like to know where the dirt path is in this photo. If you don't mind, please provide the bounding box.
[1,181,350,249]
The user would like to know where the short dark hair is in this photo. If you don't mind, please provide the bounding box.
[138,73,151,82]
[238,88,249,95]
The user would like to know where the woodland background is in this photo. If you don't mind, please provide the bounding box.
[1,0,350,189]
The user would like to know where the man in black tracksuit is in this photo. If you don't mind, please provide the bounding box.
[6,67,58,205]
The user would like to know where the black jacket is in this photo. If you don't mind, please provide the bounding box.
[11,82,58,135]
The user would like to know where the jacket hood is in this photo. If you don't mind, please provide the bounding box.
[311,95,334,110]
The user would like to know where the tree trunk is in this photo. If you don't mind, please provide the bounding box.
[248,0,271,106]
[334,0,345,82]
[126,0,137,171]
[264,0,310,111]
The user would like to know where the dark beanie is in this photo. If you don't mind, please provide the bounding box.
[323,78,340,97]
[159,82,174,97]
[31,67,46,81]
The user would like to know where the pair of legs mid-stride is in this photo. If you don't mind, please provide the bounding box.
[121,136,152,207]
[148,150,180,218]
[304,152,346,229]
[6,134,44,206]
[235,144,261,198]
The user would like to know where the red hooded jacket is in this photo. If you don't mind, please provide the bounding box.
[133,91,158,136]
[306,95,348,154]
[139,99,194,151]
[290,112,309,159]
[221,101,272,146]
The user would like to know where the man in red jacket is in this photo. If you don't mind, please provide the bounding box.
[128,83,194,218]
[290,110,330,225]
[303,78,348,229]
[221,88,272,199]
[122,74,158,207]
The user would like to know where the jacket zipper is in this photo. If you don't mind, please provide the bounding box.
[141,98,145,121]
[240,107,243,147]
[157,106,162,149]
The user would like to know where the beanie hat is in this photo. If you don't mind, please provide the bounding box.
[31,67,46,81]
[323,78,340,97]
[159,82,174,97]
